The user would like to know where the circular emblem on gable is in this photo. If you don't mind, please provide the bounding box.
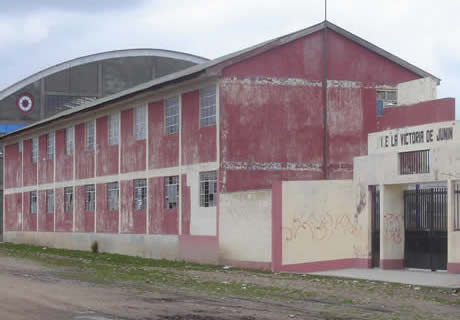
[16,93,34,113]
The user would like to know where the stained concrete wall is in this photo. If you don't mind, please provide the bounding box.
[219,190,272,268]
[397,78,437,106]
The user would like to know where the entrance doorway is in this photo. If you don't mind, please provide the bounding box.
[371,186,380,267]
[403,187,447,270]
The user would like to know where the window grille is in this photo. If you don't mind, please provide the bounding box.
[47,132,55,159]
[107,182,119,211]
[164,96,179,135]
[200,86,217,127]
[134,105,146,140]
[134,179,147,210]
[199,171,217,207]
[164,176,179,209]
[399,150,430,175]
[65,127,73,155]
[47,190,54,213]
[30,191,37,214]
[32,137,38,163]
[18,141,22,153]
[85,184,95,212]
[64,187,73,213]
[108,113,119,145]
[86,120,95,151]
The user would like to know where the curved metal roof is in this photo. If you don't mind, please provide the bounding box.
[0,48,209,101]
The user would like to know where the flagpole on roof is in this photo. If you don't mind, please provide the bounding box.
[324,0,327,21]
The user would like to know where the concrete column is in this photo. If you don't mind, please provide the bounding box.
[380,184,406,269]
[447,180,460,273]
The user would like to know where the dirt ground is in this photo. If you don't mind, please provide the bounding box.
[0,249,459,320]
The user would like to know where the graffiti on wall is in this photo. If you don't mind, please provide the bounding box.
[383,213,402,244]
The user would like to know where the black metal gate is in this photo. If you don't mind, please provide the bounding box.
[404,188,447,270]
[371,186,380,267]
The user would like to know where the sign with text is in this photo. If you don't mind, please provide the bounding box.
[379,127,453,148]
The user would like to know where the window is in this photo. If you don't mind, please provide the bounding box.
[64,187,73,213]
[400,150,430,175]
[30,191,37,214]
[32,137,38,163]
[107,182,119,211]
[85,184,95,212]
[108,113,119,145]
[134,179,147,210]
[200,86,217,127]
[17,141,22,153]
[65,127,74,155]
[199,171,217,207]
[164,176,179,209]
[86,120,95,151]
[47,190,54,213]
[134,105,146,140]
[47,132,55,159]
[165,96,179,135]
[377,89,397,107]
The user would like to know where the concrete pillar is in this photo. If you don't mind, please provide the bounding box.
[447,180,460,273]
[380,184,406,269]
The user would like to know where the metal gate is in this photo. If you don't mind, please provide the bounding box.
[371,187,380,267]
[404,188,447,270]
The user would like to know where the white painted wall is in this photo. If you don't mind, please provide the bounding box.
[397,77,437,106]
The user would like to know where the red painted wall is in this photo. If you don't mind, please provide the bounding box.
[376,98,455,132]
[96,116,119,176]
[96,183,118,233]
[75,123,94,180]
[181,90,216,165]
[121,109,146,173]
[55,187,72,232]
[4,143,22,189]
[120,180,146,234]
[74,185,94,232]
[23,191,37,231]
[38,135,53,184]
[38,190,53,232]
[55,129,73,182]
[181,174,190,235]
[148,100,179,169]
[23,139,37,186]
[4,193,22,231]
[148,177,178,234]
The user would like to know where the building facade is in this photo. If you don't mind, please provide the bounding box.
[1,21,456,272]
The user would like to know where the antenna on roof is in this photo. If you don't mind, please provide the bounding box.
[324,0,327,21]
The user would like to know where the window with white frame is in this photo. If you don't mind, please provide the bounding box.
[86,120,95,151]
[134,105,146,140]
[107,182,119,211]
[200,86,216,127]
[30,191,37,214]
[47,190,54,213]
[164,96,179,135]
[108,113,119,145]
[47,132,55,159]
[199,171,217,207]
[85,184,95,212]
[17,141,22,153]
[32,137,38,163]
[64,187,73,213]
[164,176,179,209]
[134,179,147,210]
[65,127,74,155]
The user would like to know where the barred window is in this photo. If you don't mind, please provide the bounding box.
[134,179,147,210]
[400,150,430,175]
[164,176,179,209]
[18,141,22,153]
[65,127,74,155]
[134,105,146,140]
[47,132,55,159]
[199,171,217,207]
[47,190,54,213]
[64,187,73,213]
[85,184,95,212]
[165,96,179,135]
[200,86,216,127]
[32,137,38,163]
[107,182,119,211]
[86,120,95,151]
[30,191,37,214]
[108,113,119,145]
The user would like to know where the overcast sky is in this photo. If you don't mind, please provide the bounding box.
[1,0,459,116]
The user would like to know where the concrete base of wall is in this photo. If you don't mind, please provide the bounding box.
[380,259,404,270]
[220,258,272,271]
[447,263,460,274]
[275,258,371,273]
